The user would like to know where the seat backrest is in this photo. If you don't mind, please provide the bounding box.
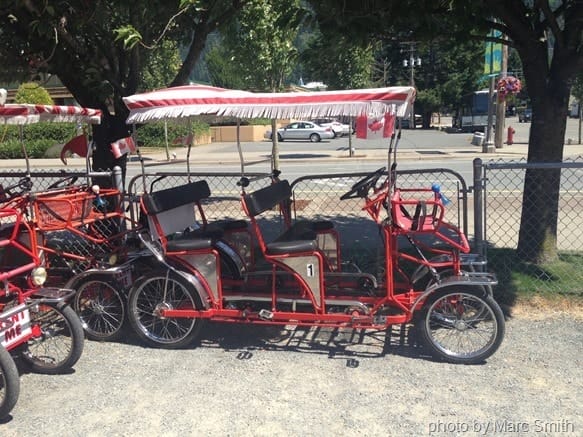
[391,189,414,230]
[142,180,210,214]
[142,180,211,239]
[243,180,292,218]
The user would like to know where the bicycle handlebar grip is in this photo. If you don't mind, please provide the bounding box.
[431,183,451,206]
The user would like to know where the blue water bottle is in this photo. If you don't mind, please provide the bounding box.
[431,183,451,206]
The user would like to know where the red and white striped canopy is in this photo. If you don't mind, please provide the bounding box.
[0,104,102,125]
[124,84,415,124]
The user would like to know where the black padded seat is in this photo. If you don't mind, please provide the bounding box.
[266,228,317,255]
[183,228,224,240]
[167,237,214,252]
[291,220,334,232]
[206,219,248,232]
[266,239,318,255]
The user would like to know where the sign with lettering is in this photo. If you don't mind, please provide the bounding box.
[0,304,32,349]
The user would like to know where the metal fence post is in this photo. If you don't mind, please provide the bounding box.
[473,158,484,257]
[113,166,123,192]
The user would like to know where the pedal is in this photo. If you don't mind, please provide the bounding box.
[258,309,274,320]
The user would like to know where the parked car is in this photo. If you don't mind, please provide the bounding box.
[309,118,351,137]
[399,114,423,128]
[518,108,532,122]
[264,121,335,142]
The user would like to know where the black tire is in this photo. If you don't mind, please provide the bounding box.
[277,133,283,142]
[127,270,205,349]
[21,303,85,374]
[418,286,505,364]
[73,274,126,341]
[0,345,19,420]
[309,133,321,142]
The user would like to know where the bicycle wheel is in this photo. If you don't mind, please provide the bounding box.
[73,274,126,341]
[127,270,205,349]
[418,286,505,364]
[21,303,85,374]
[0,345,19,420]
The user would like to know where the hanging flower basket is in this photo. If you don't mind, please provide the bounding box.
[496,76,522,101]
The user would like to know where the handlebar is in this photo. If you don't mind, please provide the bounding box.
[0,177,32,203]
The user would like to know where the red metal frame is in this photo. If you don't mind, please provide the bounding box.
[146,177,471,329]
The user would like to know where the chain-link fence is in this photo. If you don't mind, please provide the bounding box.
[475,157,583,299]
[4,160,582,300]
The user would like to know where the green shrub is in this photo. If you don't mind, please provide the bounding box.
[0,139,55,159]
[14,82,54,104]
[1,122,78,143]
[136,120,210,147]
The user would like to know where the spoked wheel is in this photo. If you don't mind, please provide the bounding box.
[73,274,126,341]
[0,345,19,420]
[419,286,505,364]
[127,270,205,349]
[21,303,85,374]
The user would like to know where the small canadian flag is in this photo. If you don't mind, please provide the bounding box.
[110,136,136,158]
[355,113,396,140]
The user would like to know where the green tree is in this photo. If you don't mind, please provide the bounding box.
[302,34,374,90]
[208,0,305,170]
[205,39,246,89]
[0,0,247,177]
[140,39,182,92]
[228,0,304,92]
[14,82,54,104]
[309,0,583,264]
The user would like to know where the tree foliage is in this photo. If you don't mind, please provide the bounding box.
[307,0,583,263]
[224,0,305,92]
[301,34,374,90]
[0,0,247,174]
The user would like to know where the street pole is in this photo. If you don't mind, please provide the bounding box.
[409,54,415,129]
[483,75,496,153]
[494,42,508,148]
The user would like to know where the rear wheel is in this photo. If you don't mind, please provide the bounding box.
[418,286,505,364]
[73,274,126,341]
[21,303,85,374]
[277,133,283,142]
[0,345,19,420]
[310,133,321,142]
[127,270,205,349]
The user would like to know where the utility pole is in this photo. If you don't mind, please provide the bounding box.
[401,42,420,129]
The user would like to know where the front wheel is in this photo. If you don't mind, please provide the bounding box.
[127,270,205,349]
[21,303,85,374]
[73,274,126,342]
[0,345,19,420]
[418,287,505,364]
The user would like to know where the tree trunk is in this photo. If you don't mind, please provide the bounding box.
[91,112,132,188]
[516,71,570,263]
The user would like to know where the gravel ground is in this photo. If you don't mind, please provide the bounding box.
[1,309,581,437]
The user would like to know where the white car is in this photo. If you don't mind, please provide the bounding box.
[264,121,335,142]
[310,118,352,137]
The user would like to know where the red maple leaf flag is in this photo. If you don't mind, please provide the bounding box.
[110,136,136,158]
[355,113,396,140]
[60,135,89,165]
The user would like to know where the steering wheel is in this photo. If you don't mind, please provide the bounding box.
[340,167,386,200]
[47,175,79,189]
[0,177,33,202]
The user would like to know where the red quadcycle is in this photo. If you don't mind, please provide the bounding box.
[122,85,505,364]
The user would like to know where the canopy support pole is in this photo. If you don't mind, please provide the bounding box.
[236,119,245,177]
[19,126,30,177]
[186,123,192,183]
